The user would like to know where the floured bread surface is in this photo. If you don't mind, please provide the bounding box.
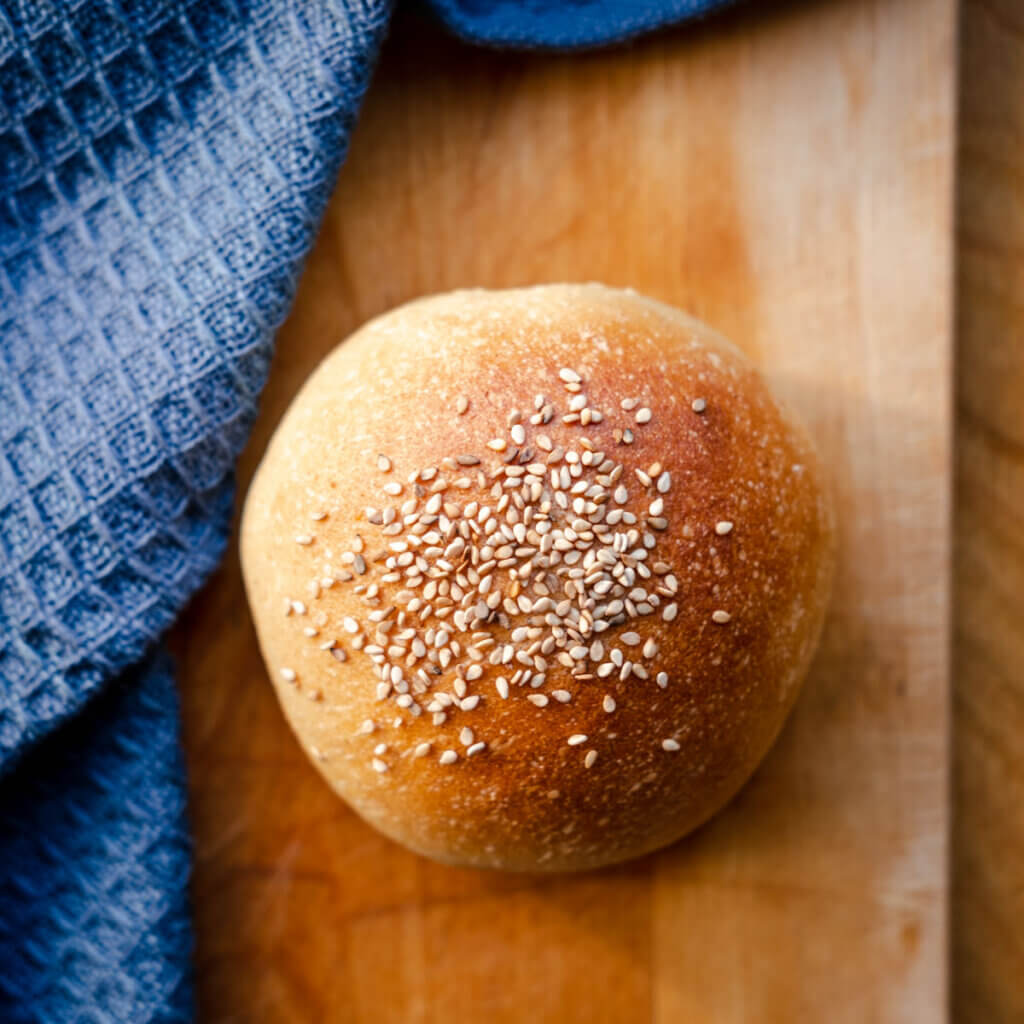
[241,284,835,871]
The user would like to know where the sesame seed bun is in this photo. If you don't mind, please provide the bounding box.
[240,284,835,871]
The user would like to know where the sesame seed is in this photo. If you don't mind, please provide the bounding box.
[712,610,732,624]
[295,535,313,546]
[567,734,588,746]
[311,511,327,521]
[691,398,706,413]
[280,668,296,682]
[715,520,734,535]
[439,750,458,765]
[510,424,526,445]
[343,616,359,633]
[372,758,389,773]
[656,672,669,688]
[657,472,671,493]
[663,603,678,622]
[528,694,549,707]
[620,397,638,411]
[621,631,641,646]
[377,454,392,473]
[414,742,432,758]
[459,726,475,746]
[456,396,469,415]
[467,741,486,756]
[602,695,616,713]
[559,368,581,384]
[662,739,681,752]
[635,408,652,424]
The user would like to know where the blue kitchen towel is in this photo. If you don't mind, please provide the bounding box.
[0,0,732,1019]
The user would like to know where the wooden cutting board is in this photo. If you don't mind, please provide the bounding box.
[171,0,955,1018]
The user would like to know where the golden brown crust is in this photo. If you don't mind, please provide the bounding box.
[240,284,835,871]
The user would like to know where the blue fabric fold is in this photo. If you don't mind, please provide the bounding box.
[425,0,735,49]
[1,0,731,1018]
[1,653,193,1022]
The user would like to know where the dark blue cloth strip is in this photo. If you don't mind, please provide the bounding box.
[0,652,194,1021]
[424,0,736,49]
[0,0,737,1018]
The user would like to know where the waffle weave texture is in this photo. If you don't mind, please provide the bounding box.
[0,0,732,1019]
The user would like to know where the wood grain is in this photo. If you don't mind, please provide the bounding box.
[954,0,1024,1020]
[170,0,955,1019]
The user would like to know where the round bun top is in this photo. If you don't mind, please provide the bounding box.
[241,284,834,871]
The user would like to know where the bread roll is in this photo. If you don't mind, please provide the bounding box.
[241,284,834,871]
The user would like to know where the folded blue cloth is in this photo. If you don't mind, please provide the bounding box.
[0,0,732,1018]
